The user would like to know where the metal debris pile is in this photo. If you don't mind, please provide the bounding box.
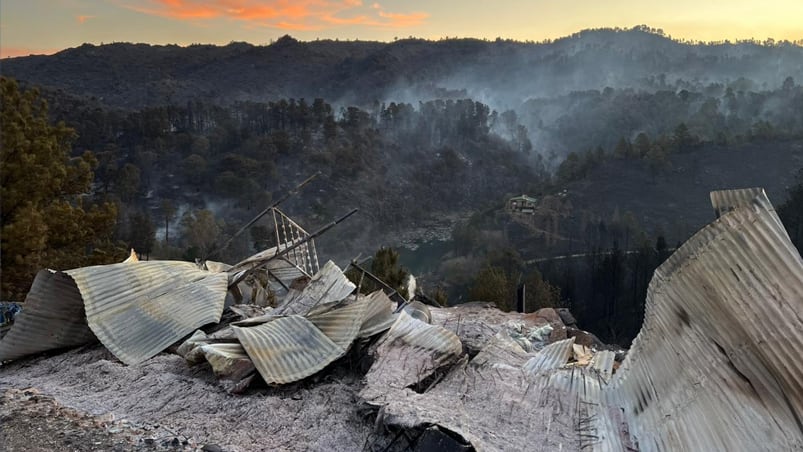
[2,188,803,451]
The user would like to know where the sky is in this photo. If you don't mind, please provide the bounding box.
[1,0,802,58]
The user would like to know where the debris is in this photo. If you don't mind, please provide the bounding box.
[3,187,803,451]
[362,311,462,401]
[275,261,356,315]
[0,261,228,365]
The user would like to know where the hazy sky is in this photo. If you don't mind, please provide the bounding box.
[2,0,802,57]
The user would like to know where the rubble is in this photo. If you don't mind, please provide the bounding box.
[1,187,802,451]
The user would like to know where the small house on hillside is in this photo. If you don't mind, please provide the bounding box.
[506,194,538,215]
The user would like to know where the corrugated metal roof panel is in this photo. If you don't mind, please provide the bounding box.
[709,187,767,218]
[522,337,574,374]
[591,350,616,383]
[0,269,96,362]
[382,310,462,355]
[358,290,395,338]
[306,298,367,349]
[70,261,228,365]
[605,188,803,451]
[233,315,344,384]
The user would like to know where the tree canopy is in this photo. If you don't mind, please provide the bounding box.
[1,77,123,299]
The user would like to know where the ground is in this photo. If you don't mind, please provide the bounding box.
[0,345,395,452]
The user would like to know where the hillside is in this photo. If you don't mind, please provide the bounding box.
[3,29,802,111]
[2,27,802,318]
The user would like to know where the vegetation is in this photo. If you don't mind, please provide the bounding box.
[347,247,410,300]
[0,77,124,299]
[779,169,803,253]
[2,31,801,345]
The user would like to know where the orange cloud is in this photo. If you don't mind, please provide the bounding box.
[121,0,427,30]
[76,15,96,24]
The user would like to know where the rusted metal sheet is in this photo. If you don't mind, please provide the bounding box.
[70,261,228,365]
[0,270,96,362]
[233,315,344,385]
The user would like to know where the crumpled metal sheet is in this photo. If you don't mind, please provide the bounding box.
[0,261,228,366]
[233,315,344,385]
[604,188,803,451]
[306,297,368,349]
[362,311,463,401]
[364,333,582,451]
[522,337,575,375]
[357,290,396,338]
[0,270,96,362]
[364,188,803,452]
[275,261,355,315]
[709,187,769,218]
[71,261,228,365]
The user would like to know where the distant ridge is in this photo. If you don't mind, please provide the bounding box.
[3,28,801,109]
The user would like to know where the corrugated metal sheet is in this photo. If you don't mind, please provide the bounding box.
[469,331,530,369]
[709,187,767,218]
[357,290,395,338]
[306,297,367,349]
[591,350,616,383]
[522,337,575,374]
[233,315,344,384]
[363,188,803,452]
[0,270,96,362]
[275,260,355,315]
[605,188,803,451]
[1,260,227,366]
[381,310,462,356]
[363,311,463,400]
[70,261,228,365]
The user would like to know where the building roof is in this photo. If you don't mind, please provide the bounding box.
[509,194,538,203]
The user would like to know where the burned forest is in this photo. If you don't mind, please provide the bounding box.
[2,26,803,451]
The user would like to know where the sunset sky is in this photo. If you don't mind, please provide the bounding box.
[2,0,802,58]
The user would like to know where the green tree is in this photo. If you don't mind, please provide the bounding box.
[613,137,632,159]
[523,269,561,311]
[370,247,410,299]
[672,122,694,152]
[116,163,141,201]
[469,266,512,311]
[180,209,222,259]
[347,247,410,299]
[633,132,651,157]
[1,77,122,298]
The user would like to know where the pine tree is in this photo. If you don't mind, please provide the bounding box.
[1,77,122,299]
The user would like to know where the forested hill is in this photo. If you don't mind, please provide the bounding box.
[3,27,802,110]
